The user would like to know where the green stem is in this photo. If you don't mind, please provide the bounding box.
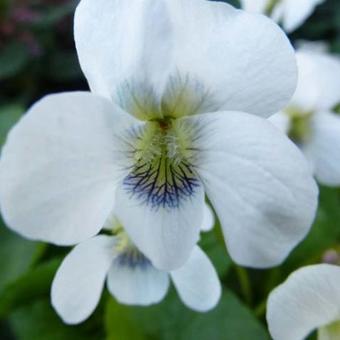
[254,300,267,318]
[235,266,252,305]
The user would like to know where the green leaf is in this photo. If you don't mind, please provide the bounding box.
[181,292,270,340]
[105,290,269,340]
[105,297,147,340]
[0,226,41,296]
[200,230,232,278]
[0,258,60,317]
[8,299,92,340]
[283,186,340,271]
[0,104,23,146]
[0,43,30,80]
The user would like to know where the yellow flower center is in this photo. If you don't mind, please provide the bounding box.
[318,320,340,340]
[286,107,313,145]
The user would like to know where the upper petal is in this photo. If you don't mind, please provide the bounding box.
[74,0,174,116]
[267,264,340,340]
[291,50,340,112]
[51,235,117,324]
[170,246,221,312]
[166,0,297,117]
[191,111,318,268]
[75,0,297,118]
[107,256,170,306]
[114,182,205,271]
[0,92,134,245]
[303,111,340,186]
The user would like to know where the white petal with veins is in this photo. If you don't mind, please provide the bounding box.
[0,92,134,245]
[191,111,318,268]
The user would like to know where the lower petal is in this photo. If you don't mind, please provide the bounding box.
[107,256,169,306]
[114,182,205,271]
[170,246,221,312]
[191,111,318,268]
[51,235,117,324]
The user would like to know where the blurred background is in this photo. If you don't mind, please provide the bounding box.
[1,0,340,339]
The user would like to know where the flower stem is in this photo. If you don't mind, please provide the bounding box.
[254,300,267,318]
[235,266,252,305]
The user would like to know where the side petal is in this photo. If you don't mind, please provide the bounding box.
[291,50,340,112]
[303,111,340,186]
[0,92,134,245]
[167,0,297,117]
[239,0,268,13]
[74,0,174,115]
[191,111,318,268]
[114,183,205,271]
[107,258,170,306]
[51,236,117,324]
[267,264,340,340]
[170,246,221,312]
[268,111,291,134]
[200,203,215,232]
[278,0,326,33]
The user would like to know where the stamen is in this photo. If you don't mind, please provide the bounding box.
[286,108,313,145]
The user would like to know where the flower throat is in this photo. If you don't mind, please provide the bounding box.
[123,117,201,210]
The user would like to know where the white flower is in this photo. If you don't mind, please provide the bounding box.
[51,213,221,325]
[267,264,340,340]
[269,49,340,186]
[0,0,318,271]
[240,0,325,33]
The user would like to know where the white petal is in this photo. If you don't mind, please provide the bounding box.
[291,50,340,112]
[279,0,325,33]
[268,111,291,134]
[107,257,170,306]
[0,92,134,245]
[267,264,340,340]
[240,0,268,13]
[74,0,173,109]
[51,236,116,324]
[303,111,340,186]
[170,246,221,312]
[191,111,318,268]
[167,0,297,117]
[102,211,121,231]
[114,183,205,271]
[296,40,329,54]
[75,0,297,118]
[200,203,215,232]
